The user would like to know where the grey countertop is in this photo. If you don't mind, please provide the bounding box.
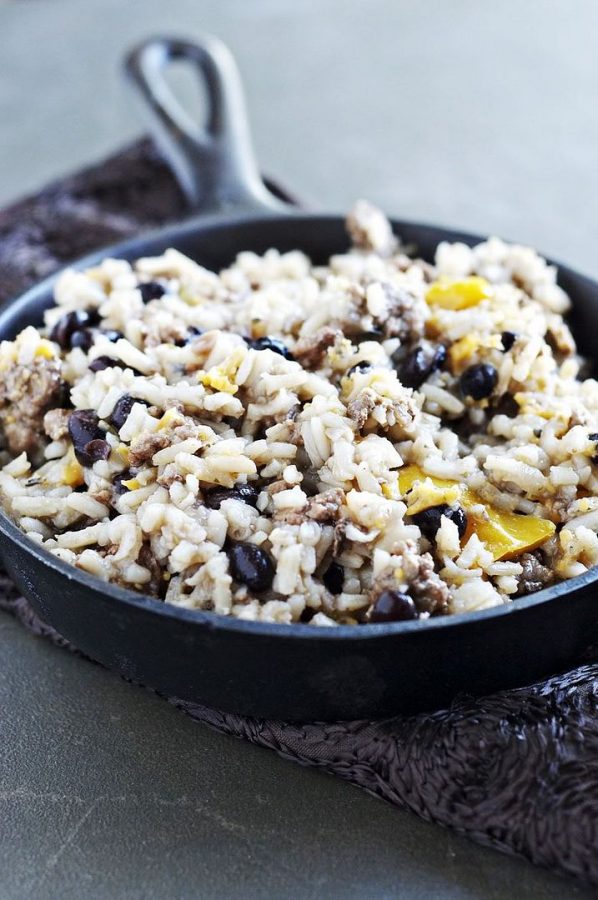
[1,1,597,898]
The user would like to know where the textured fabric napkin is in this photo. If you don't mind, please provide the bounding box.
[0,139,597,886]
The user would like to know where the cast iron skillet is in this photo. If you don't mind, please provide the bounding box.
[1,36,597,722]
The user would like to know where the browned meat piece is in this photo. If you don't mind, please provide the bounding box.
[283,420,303,446]
[346,200,397,256]
[347,389,377,429]
[368,544,450,617]
[90,488,111,505]
[379,283,426,343]
[275,488,344,526]
[144,322,189,348]
[129,432,170,466]
[390,395,420,435]
[305,488,344,522]
[127,422,196,478]
[43,407,71,440]
[172,421,202,442]
[516,552,555,596]
[332,517,348,556]
[407,552,451,615]
[347,387,419,436]
[273,509,306,525]
[268,480,289,495]
[293,327,340,370]
[0,357,63,457]
[137,543,163,597]
[545,318,576,357]
[157,463,185,489]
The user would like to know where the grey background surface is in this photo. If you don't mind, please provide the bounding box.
[1,1,597,898]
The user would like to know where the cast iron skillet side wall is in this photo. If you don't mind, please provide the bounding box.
[0,214,597,721]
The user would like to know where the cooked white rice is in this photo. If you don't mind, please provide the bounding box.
[1,200,597,626]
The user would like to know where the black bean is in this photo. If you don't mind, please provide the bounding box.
[433,344,448,368]
[57,380,73,408]
[68,410,108,466]
[370,590,418,623]
[70,328,94,352]
[356,328,383,342]
[300,608,316,623]
[89,355,122,372]
[88,357,144,377]
[109,394,141,431]
[50,309,93,350]
[492,393,520,419]
[174,326,203,347]
[82,439,111,465]
[300,473,320,497]
[113,470,132,495]
[589,433,598,464]
[397,343,447,389]
[501,331,517,352]
[397,347,429,388]
[249,336,294,360]
[322,562,344,595]
[227,541,274,593]
[451,505,469,539]
[347,361,372,376]
[139,281,166,303]
[87,307,101,326]
[204,484,260,509]
[460,363,498,400]
[68,409,102,445]
[412,504,468,540]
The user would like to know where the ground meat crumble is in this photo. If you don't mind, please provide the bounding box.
[0,357,62,458]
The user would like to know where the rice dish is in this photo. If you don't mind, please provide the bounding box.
[0,201,597,626]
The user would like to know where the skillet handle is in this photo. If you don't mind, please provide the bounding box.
[124,36,291,215]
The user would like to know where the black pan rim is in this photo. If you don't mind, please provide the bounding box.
[1,209,597,640]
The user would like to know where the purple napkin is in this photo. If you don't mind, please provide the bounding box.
[0,139,596,886]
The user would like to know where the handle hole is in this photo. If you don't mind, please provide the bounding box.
[160,58,212,141]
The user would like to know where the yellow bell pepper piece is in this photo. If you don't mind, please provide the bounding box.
[63,448,85,488]
[197,369,238,395]
[35,339,56,360]
[116,444,130,463]
[157,408,184,430]
[469,507,555,560]
[405,478,462,515]
[426,276,491,311]
[398,465,458,494]
[398,464,555,560]
[449,334,479,372]
[121,477,141,491]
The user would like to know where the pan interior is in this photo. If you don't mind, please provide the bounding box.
[1,212,598,633]
[4,213,597,356]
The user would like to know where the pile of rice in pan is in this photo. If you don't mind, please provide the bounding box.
[1,201,597,626]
